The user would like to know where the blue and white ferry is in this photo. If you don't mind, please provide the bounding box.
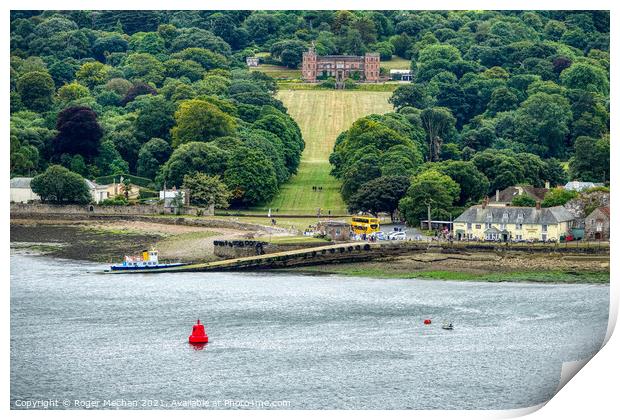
[110,249,188,271]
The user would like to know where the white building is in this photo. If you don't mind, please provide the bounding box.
[246,56,259,67]
[10,177,40,203]
[160,189,188,208]
[389,69,413,81]
[85,180,109,203]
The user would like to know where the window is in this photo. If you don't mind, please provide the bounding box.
[596,222,603,232]
[467,223,472,230]
[542,224,548,232]
[486,222,492,229]
[516,224,523,230]
[475,224,481,229]
[502,212,509,223]
[500,223,506,230]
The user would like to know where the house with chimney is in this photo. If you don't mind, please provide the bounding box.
[488,183,550,207]
[453,198,575,242]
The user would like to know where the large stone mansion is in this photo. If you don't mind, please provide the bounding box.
[301,46,380,84]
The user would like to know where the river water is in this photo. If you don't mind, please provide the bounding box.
[10,252,609,410]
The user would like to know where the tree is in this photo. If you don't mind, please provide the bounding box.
[511,194,536,207]
[569,136,609,183]
[16,71,55,112]
[131,95,175,142]
[347,176,410,220]
[340,153,382,201]
[541,187,578,207]
[432,160,490,205]
[224,147,278,206]
[513,93,572,158]
[389,84,432,110]
[560,63,609,95]
[120,177,132,200]
[53,106,103,160]
[92,34,128,62]
[136,138,172,179]
[270,39,307,68]
[471,150,525,193]
[182,173,231,209]
[57,82,90,103]
[420,107,456,161]
[76,61,112,88]
[171,99,237,147]
[398,170,460,226]
[160,142,229,187]
[123,53,165,85]
[31,165,91,204]
[171,48,228,70]
[253,113,304,173]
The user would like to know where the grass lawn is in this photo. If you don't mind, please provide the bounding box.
[251,89,393,215]
[209,215,324,231]
[276,81,401,92]
[251,64,301,79]
[380,56,412,71]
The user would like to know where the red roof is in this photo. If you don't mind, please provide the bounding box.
[599,207,610,218]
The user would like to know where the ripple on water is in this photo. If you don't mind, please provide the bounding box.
[10,253,609,409]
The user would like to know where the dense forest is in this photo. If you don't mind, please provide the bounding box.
[10,10,610,215]
[324,10,610,222]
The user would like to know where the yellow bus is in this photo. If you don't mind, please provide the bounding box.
[350,216,380,235]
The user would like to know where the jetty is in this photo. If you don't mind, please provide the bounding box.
[104,240,608,274]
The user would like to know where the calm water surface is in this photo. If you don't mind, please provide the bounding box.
[10,252,609,409]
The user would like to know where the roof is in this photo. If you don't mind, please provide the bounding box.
[587,206,610,220]
[455,205,575,225]
[565,181,604,191]
[491,185,548,203]
[85,179,106,190]
[318,220,349,226]
[10,177,33,188]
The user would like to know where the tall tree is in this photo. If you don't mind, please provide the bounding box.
[16,71,55,112]
[53,106,103,160]
[347,176,410,220]
[398,170,460,226]
[182,173,231,209]
[171,99,237,147]
[420,107,456,161]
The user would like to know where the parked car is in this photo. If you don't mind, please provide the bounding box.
[389,232,407,240]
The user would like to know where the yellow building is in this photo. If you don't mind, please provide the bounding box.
[453,203,574,242]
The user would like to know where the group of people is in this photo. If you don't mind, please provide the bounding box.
[312,186,323,191]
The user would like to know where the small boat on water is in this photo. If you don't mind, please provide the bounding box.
[442,323,454,330]
[110,249,188,271]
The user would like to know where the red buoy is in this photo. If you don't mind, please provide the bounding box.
[424,319,432,325]
[189,319,209,344]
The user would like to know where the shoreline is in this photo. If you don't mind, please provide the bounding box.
[10,219,609,284]
[283,267,609,284]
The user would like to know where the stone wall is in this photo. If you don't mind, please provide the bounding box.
[565,191,610,228]
[10,202,213,216]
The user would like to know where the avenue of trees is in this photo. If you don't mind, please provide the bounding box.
[328,11,609,224]
[10,10,306,207]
